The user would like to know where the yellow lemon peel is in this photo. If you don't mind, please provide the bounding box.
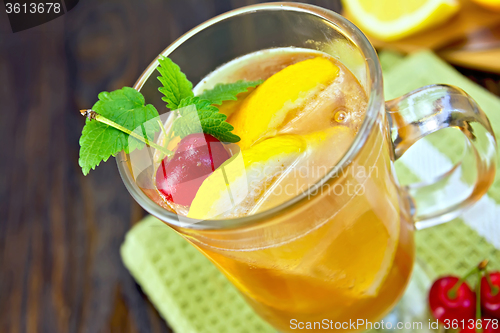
[187,135,306,220]
[342,0,460,41]
[229,57,339,150]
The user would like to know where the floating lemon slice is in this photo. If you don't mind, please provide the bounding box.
[229,57,339,150]
[187,135,306,220]
[310,209,400,297]
[187,127,356,220]
[343,0,460,41]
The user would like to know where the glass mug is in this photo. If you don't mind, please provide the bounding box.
[117,3,497,332]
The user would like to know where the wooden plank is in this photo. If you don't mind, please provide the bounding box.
[0,1,498,333]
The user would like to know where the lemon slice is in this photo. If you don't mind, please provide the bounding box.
[187,135,306,220]
[471,0,500,11]
[342,0,460,41]
[310,209,399,297]
[229,57,339,150]
[217,88,255,118]
[251,126,356,214]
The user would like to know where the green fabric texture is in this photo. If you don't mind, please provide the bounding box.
[121,216,275,333]
[121,51,500,332]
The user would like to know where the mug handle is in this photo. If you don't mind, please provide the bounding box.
[386,84,497,229]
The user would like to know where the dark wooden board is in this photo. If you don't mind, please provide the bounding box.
[0,1,498,333]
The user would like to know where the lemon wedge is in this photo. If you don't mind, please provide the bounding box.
[187,126,356,220]
[229,57,339,150]
[342,0,460,41]
[187,135,306,220]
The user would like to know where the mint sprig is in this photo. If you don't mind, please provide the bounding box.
[155,57,253,143]
[79,87,163,175]
[79,56,262,175]
[197,80,263,105]
[174,97,240,143]
[157,56,194,109]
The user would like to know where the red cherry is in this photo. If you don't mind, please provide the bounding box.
[484,317,500,333]
[459,317,500,333]
[481,272,500,319]
[155,133,229,206]
[482,315,500,333]
[429,276,476,324]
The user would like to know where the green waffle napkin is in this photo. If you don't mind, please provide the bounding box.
[121,51,500,333]
[121,215,275,333]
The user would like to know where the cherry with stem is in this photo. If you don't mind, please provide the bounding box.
[481,268,500,319]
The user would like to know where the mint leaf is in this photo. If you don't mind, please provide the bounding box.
[173,97,240,143]
[79,87,160,175]
[197,79,263,105]
[157,56,194,109]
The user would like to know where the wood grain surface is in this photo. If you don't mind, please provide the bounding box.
[0,1,498,333]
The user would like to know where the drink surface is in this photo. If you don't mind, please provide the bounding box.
[177,47,369,219]
[153,48,415,332]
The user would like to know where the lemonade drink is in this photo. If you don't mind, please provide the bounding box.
[150,48,415,332]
